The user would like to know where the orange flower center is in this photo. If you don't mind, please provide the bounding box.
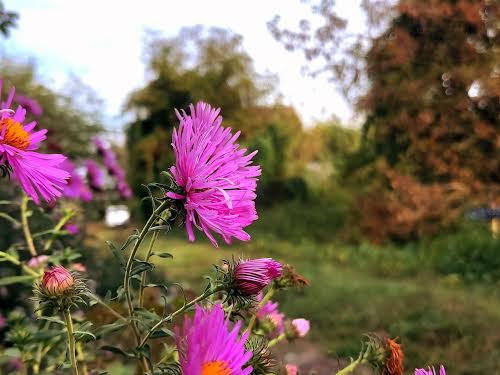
[201,361,230,375]
[1,118,30,150]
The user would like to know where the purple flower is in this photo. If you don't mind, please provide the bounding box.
[167,102,261,247]
[64,223,79,235]
[0,82,69,204]
[233,258,282,296]
[415,366,446,375]
[84,159,105,190]
[175,303,252,375]
[60,160,92,202]
[14,94,43,117]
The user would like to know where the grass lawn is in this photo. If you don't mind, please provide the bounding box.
[87,223,500,374]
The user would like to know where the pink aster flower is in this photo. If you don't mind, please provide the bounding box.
[291,318,310,337]
[84,159,105,190]
[0,82,69,204]
[175,303,252,375]
[167,102,261,247]
[415,365,446,375]
[60,160,92,202]
[286,364,298,375]
[233,258,282,296]
[14,94,43,117]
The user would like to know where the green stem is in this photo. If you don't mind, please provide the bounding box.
[139,230,159,308]
[63,308,79,375]
[0,250,40,277]
[139,286,223,349]
[21,195,37,257]
[76,342,88,375]
[122,200,169,374]
[123,200,169,342]
[247,287,274,335]
[87,292,127,321]
[267,333,286,347]
[335,357,363,375]
[44,209,75,252]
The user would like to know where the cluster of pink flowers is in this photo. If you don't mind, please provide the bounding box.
[94,137,132,199]
[256,295,285,336]
[60,159,93,202]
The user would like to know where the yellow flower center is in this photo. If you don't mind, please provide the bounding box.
[201,361,230,375]
[1,118,30,150]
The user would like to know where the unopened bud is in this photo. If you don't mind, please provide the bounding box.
[42,266,75,296]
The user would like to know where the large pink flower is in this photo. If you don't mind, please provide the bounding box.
[175,303,252,375]
[167,102,261,247]
[0,81,68,204]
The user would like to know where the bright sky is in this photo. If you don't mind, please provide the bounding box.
[1,0,365,129]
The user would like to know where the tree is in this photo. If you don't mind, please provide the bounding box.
[125,26,280,195]
[271,0,499,241]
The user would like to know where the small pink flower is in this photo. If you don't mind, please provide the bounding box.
[291,318,310,338]
[64,223,79,235]
[256,299,285,336]
[27,255,49,268]
[286,364,298,375]
[234,258,282,296]
[0,314,5,329]
[415,365,446,375]
[42,266,74,296]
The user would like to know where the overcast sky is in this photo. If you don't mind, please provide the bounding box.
[1,0,365,129]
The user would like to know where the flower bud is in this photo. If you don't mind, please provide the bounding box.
[27,255,49,268]
[233,258,282,296]
[42,266,75,296]
[285,364,298,375]
[291,318,310,338]
[362,334,404,375]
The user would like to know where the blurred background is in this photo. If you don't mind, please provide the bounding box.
[0,0,499,373]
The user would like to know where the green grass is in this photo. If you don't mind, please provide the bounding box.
[88,224,500,374]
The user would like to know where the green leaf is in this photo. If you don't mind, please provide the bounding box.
[0,275,36,286]
[148,225,170,232]
[74,330,97,342]
[38,316,65,325]
[131,260,154,276]
[150,328,174,339]
[106,241,125,267]
[121,234,140,251]
[29,329,64,342]
[100,345,135,358]
[153,252,173,259]
[94,320,128,338]
[0,212,21,227]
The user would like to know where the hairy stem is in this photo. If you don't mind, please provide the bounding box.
[63,308,79,375]
[247,287,274,334]
[21,195,37,257]
[122,200,169,373]
[44,209,75,252]
[139,230,159,308]
[267,333,286,347]
[0,250,40,277]
[335,357,363,375]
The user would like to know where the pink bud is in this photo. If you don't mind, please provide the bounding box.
[27,255,49,268]
[71,263,86,273]
[234,258,282,295]
[42,266,74,295]
[291,318,310,337]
